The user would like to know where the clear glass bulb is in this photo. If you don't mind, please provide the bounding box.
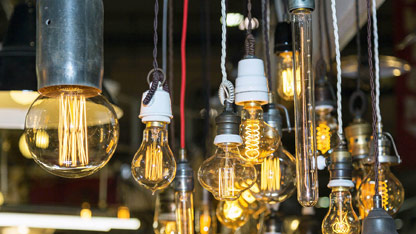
[216,200,249,230]
[131,122,176,193]
[251,145,296,204]
[24,86,119,178]
[197,204,216,234]
[176,191,194,234]
[291,9,318,207]
[316,108,337,155]
[352,160,370,219]
[357,163,404,217]
[239,102,280,164]
[153,186,177,234]
[198,142,257,201]
[322,187,360,234]
[276,51,301,101]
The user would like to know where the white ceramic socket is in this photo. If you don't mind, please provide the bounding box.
[139,86,173,123]
[317,155,327,170]
[214,134,243,145]
[315,104,334,112]
[327,179,355,188]
[235,58,269,105]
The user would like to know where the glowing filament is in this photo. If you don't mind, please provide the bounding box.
[331,213,350,233]
[280,66,301,98]
[219,167,235,198]
[360,181,389,214]
[243,120,260,159]
[200,213,212,234]
[260,157,281,192]
[317,123,331,154]
[224,201,243,220]
[144,143,163,181]
[58,93,89,167]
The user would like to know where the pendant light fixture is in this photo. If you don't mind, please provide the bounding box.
[361,0,399,233]
[25,0,119,178]
[289,0,318,207]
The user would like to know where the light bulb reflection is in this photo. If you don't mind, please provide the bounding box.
[216,199,249,230]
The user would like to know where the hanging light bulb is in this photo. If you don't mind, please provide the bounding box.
[274,22,300,101]
[322,143,360,234]
[131,80,176,193]
[216,199,249,230]
[174,150,194,234]
[289,0,319,207]
[235,58,280,164]
[357,132,404,218]
[197,191,217,234]
[198,102,257,201]
[25,0,119,178]
[153,186,177,234]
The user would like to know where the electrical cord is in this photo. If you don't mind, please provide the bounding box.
[245,0,255,57]
[162,0,168,73]
[330,0,343,136]
[218,0,235,105]
[372,0,382,125]
[180,0,189,149]
[168,0,175,148]
[262,0,272,91]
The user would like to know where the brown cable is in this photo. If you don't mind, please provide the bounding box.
[245,0,255,57]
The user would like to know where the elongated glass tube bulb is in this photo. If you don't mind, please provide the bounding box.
[322,187,360,234]
[153,186,177,234]
[276,51,301,101]
[291,9,318,207]
[176,191,194,234]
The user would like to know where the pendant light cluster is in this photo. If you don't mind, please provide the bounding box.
[18,0,405,233]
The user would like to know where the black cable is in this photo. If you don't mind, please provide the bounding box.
[355,0,362,92]
[143,0,169,105]
[366,0,379,197]
[262,0,272,89]
[245,0,255,57]
[323,0,333,74]
[168,0,175,148]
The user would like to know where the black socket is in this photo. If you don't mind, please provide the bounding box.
[216,101,241,135]
[328,142,353,181]
[274,22,292,53]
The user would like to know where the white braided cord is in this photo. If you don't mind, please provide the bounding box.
[372,0,382,124]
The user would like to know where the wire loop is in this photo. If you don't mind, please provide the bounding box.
[219,80,235,105]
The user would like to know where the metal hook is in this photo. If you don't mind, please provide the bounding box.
[276,103,293,133]
[146,68,166,86]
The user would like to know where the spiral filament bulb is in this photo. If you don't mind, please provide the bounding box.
[260,157,281,191]
[219,167,236,199]
[58,92,89,167]
[361,181,389,210]
[243,119,261,159]
[332,213,350,233]
[316,123,331,155]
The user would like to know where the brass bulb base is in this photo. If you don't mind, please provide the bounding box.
[345,119,371,160]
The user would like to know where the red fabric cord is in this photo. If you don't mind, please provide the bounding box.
[180,0,189,149]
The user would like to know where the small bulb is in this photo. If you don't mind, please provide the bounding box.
[198,142,257,201]
[357,163,404,217]
[239,102,280,163]
[153,187,177,234]
[80,202,92,219]
[24,86,119,178]
[117,206,130,219]
[251,145,296,203]
[131,122,176,193]
[316,108,337,155]
[276,52,301,101]
[176,191,194,234]
[199,205,215,234]
[322,187,360,234]
[216,200,249,230]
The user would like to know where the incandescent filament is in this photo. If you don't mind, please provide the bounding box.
[58,92,89,167]
[244,119,261,159]
[219,167,235,199]
[261,157,281,192]
[317,123,331,154]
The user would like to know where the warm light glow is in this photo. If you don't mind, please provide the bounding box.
[145,143,163,181]
[260,156,281,191]
[331,213,350,233]
[224,201,244,220]
[243,119,261,159]
[35,130,49,149]
[117,206,130,219]
[199,213,212,234]
[392,68,401,76]
[9,91,39,105]
[290,219,300,230]
[360,181,389,210]
[316,123,331,154]
[276,52,301,101]
[218,167,235,198]
[58,93,89,167]
[80,203,92,219]
[19,134,32,159]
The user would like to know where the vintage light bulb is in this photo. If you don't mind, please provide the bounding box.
[216,200,249,230]
[289,0,318,207]
[198,102,257,201]
[131,85,175,192]
[153,186,177,234]
[25,87,119,178]
[235,58,280,164]
[276,51,301,101]
[322,187,360,234]
[251,144,296,204]
[198,203,216,234]
[316,107,337,155]
[357,163,404,217]
[357,131,404,218]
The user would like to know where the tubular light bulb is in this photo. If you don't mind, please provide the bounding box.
[198,142,257,201]
[322,187,360,234]
[153,187,177,234]
[316,108,337,155]
[176,191,194,234]
[276,51,301,101]
[131,122,176,193]
[291,8,319,207]
[198,204,216,234]
[239,102,280,163]
[216,200,249,230]
[24,86,119,178]
[357,163,404,218]
[252,145,296,204]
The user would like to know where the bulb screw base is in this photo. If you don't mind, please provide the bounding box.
[288,0,315,12]
[173,149,194,192]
